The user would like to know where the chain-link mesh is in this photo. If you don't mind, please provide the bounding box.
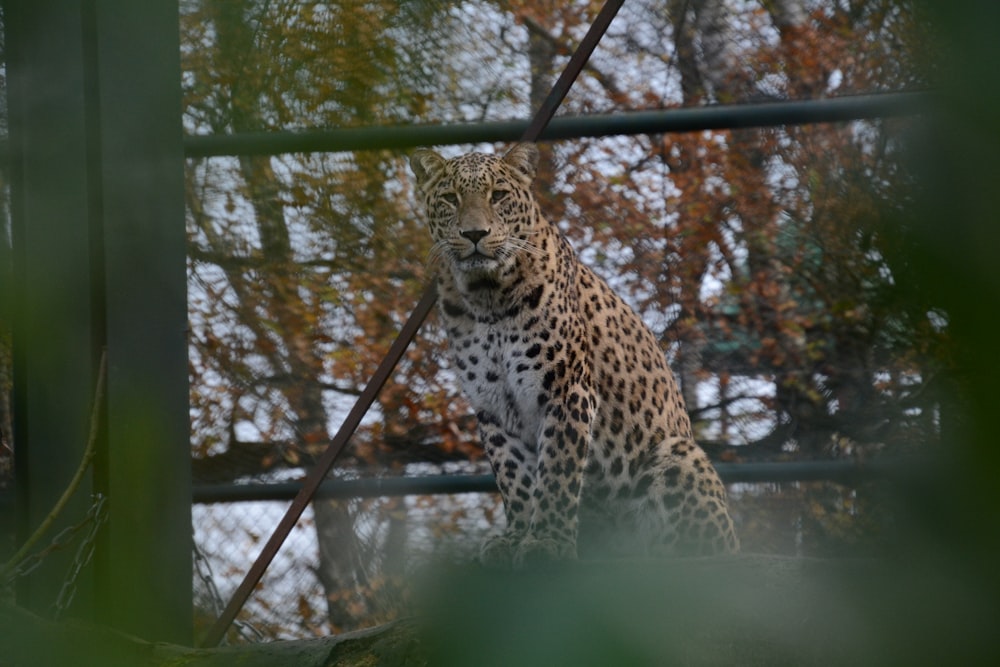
[191,471,896,641]
[182,0,926,643]
[192,474,503,642]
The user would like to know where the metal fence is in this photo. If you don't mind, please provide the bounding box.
[192,458,905,504]
[190,455,915,642]
[182,0,928,639]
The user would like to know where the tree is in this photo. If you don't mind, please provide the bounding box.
[182,0,932,635]
[182,0,474,634]
[506,0,934,454]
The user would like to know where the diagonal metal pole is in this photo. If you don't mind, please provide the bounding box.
[518,0,625,143]
[200,0,625,647]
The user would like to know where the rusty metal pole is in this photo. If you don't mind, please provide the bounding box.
[200,0,626,647]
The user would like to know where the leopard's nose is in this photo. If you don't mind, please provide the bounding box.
[460,229,490,245]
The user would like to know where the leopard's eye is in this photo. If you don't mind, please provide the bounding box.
[439,192,459,207]
[490,190,510,205]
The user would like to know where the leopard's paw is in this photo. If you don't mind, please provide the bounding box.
[478,532,522,568]
[513,536,577,568]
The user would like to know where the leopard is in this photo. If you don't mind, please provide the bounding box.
[410,143,739,567]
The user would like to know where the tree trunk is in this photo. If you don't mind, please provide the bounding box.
[313,499,368,630]
[525,13,557,191]
[205,0,370,630]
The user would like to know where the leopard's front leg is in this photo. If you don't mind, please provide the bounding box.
[477,412,538,567]
[515,388,596,567]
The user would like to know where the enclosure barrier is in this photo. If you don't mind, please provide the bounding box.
[191,459,914,505]
[183,91,928,159]
[192,0,929,644]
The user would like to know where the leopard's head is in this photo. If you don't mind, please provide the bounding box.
[410,144,541,288]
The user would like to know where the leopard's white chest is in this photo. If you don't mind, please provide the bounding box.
[451,320,547,445]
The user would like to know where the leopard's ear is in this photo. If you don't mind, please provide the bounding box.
[503,143,539,183]
[410,148,446,189]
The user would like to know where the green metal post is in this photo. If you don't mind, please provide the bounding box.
[87,0,191,644]
[6,0,191,644]
[6,0,101,621]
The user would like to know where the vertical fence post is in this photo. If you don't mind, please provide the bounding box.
[6,0,101,622]
[86,0,191,644]
[6,0,191,644]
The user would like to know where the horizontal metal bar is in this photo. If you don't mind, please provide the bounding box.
[193,475,496,504]
[191,459,906,504]
[182,91,929,158]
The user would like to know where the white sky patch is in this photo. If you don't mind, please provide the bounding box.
[699,241,729,302]
[927,309,947,332]
[766,154,801,198]
[827,68,844,93]
[695,375,777,444]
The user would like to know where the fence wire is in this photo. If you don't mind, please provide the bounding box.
[180,0,928,644]
[192,472,505,641]
[191,465,896,641]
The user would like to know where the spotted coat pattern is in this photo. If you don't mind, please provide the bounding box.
[410,144,739,566]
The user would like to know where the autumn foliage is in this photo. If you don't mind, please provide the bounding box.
[180,0,934,638]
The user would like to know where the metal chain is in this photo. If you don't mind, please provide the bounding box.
[192,538,264,644]
[4,523,83,583]
[231,614,266,643]
[192,538,225,617]
[2,494,105,588]
[53,493,107,618]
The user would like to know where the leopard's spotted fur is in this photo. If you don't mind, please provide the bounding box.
[410,144,739,566]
